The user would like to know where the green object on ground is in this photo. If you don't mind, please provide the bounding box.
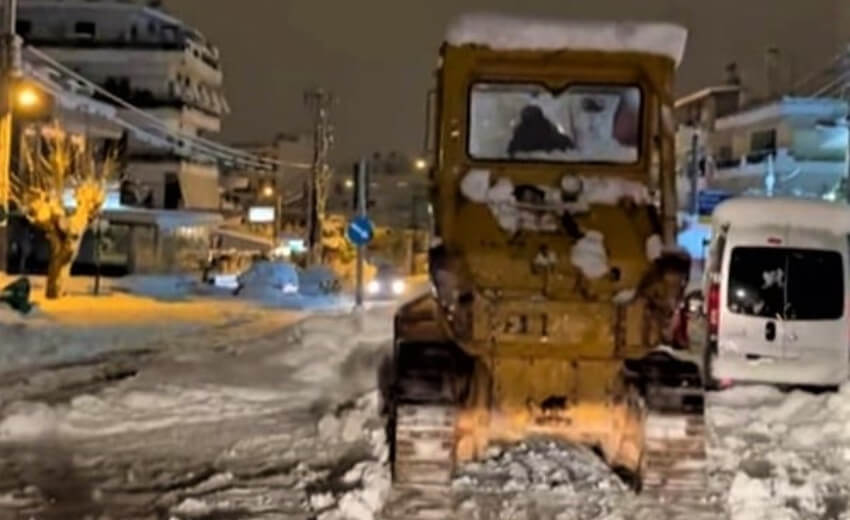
[0,277,33,314]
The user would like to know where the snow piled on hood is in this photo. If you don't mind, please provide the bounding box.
[571,231,609,279]
[577,177,650,206]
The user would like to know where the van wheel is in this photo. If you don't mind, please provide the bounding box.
[703,350,721,391]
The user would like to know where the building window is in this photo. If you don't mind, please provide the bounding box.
[164,172,182,209]
[16,19,31,37]
[716,145,734,166]
[74,21,96,38]
[750,129,777,154]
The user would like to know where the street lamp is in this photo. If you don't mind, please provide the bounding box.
[261,184,274,198]
[414,158,428,171]
[15,85,41,110]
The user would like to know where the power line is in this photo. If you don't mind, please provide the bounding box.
[25,44,281,169]
[22,44,312,171]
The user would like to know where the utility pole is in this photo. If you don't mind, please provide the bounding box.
[304,87,336,266]
[0,0,17,273]
[355,158,367,308]
[688,131,700,216]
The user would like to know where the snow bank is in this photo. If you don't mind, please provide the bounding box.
[0,304,31,325]
[571,231,609,279]
[708,384,850,520]
[310,392,391,520]
[0,292,247,374]
[299,266,339,296]
[112,274,199,300]
[236,260,299,298]
[446,14,688,65]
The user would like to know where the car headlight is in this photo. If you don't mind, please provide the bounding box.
[367,280,381,294]
[391,279,406,295]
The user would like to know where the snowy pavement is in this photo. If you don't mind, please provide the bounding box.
[0,301,396,519]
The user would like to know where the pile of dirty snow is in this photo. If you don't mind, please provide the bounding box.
[707,385,850,520]
[451,440,629,518]
[308,391,391,520]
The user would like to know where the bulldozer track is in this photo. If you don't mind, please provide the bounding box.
[386,394,719,519]
[392,404,456,487]
[641,382,719,516]
[385,404,455,519]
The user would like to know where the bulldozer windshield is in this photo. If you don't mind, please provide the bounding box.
[468,82,642,164]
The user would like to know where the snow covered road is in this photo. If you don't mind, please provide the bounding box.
[0,303,396,519]
[1,281,850,519]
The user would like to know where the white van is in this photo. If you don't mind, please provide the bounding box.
[703,197,850,388]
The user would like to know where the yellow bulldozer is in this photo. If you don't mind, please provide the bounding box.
[390,13,707,503]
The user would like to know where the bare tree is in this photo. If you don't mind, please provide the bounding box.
[17,124,115,299]
[305,88,336,265]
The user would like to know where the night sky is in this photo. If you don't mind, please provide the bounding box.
[165,0,849,161]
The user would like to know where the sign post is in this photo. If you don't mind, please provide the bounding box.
[347,159,373,308]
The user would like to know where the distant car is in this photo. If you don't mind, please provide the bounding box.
[366,265,407,299]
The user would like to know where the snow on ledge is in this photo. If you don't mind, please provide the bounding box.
[445,13,688,65]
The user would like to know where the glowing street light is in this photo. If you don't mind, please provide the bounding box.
[414,158,428,171]
[16,85,42,110]
[344,179,354,189]
[261,184,274,198]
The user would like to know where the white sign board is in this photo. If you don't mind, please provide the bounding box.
[248,206,275,223]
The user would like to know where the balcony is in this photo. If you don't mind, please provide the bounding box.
[22,35,188,52]
[707,148,847,197]
[97,79,227,119]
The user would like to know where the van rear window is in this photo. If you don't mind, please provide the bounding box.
[728,247,844,321]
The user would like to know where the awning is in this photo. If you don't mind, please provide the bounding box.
[179,163,220,210]
[103,208,223,230]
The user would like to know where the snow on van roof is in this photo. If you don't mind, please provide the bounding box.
[712,197,850,235]
[445,13,688,65]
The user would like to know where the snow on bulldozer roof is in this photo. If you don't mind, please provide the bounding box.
[712,197,850,235]
[445,13,688,65]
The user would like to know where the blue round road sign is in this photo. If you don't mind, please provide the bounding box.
[347,215,374,246]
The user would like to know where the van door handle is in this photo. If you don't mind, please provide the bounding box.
[765,321,776,341]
